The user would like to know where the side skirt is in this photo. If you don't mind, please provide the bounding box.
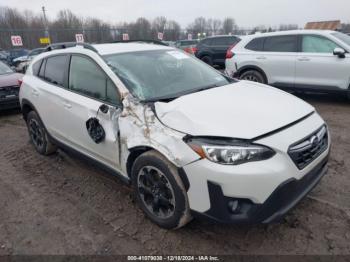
[49,134,131,185]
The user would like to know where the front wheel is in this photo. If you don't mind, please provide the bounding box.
[240,70,266,84]
[131,150,192,229]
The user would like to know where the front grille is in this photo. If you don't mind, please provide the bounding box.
[288,125,328,170]
[0,86,19,99]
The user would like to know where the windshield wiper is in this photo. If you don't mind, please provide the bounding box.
[143,83,223,103]
[194,83,220,93]
[143,95,180,103]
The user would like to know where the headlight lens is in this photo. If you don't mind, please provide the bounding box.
[186,138,275,165]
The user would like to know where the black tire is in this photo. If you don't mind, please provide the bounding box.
[131,150,192,229]
[201,56,213,66]
[26,111,57,155]
[240,70,266,84]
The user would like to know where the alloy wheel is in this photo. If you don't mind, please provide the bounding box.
[242,74,260,82]
[137,166,176,219]
[28,118,45,150]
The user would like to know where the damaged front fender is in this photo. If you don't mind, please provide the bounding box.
[118,95,200,174]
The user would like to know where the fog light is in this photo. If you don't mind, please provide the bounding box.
[228,200,240,214]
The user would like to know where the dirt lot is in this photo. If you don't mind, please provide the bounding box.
[0,93,350,255]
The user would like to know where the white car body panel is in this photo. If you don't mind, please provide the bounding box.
[295,52,350,90]
[156,81,314,139]
[185,112,329,212]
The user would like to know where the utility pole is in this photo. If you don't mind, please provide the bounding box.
[42,6,51,44]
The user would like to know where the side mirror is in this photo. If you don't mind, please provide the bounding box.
[333,47,346,58]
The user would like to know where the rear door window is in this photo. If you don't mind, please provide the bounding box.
[212,37,229,45]
[44,55,69,87]
[263,35,297,52]
[200,38,212,46]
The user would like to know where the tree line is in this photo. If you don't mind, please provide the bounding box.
[1,6,349,50]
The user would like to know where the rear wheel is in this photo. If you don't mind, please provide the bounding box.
[201,56,213,66]
[26,111,57,155]
[240,70,266,84]
[131,150,192,229]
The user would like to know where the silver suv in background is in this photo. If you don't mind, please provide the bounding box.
[225,30,350,99]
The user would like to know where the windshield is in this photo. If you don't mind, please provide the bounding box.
[0,62,13,75]
[104,49,230,101]
[332,32,350,47]
[105,50,230,101]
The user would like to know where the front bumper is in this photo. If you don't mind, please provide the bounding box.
[192,154,328,224]
[183,111,330,223]
[0,97,20,110]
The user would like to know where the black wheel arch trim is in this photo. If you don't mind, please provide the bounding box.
[127,146,190,192]
[21,99,45,124]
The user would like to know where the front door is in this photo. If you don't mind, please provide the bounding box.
[61,54,123,170]
[295,34,350,91]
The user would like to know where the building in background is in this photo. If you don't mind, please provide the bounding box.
[305,20,341,31]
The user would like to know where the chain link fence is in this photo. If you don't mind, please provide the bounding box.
[0,28,128,50]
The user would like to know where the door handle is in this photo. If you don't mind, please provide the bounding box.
[63,102,72,109]
[298,57,310,62]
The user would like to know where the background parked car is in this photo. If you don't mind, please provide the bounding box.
[225,30,350,99]
[7,49,29,67]
[162,41,176,47]
[195,35,241,67]
[15,48,45,73]
[0,50,9,63]
[175,39,199,54]
[0,61,23,110]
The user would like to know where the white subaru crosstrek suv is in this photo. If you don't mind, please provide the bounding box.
[225,30,350,99]
[20,42,330,229]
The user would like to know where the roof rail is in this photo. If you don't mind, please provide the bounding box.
[112,40,169,46]
[45,42,99,53]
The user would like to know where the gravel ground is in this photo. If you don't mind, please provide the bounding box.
[0,93,349,255]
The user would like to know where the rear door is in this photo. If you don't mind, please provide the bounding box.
[295,34,350,90]
[258,35,298,86]
[32,54,72,145]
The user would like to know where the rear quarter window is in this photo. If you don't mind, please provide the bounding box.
[227,36,240,45]
[245,37,265,51]
[32,60,42,76]
[43,55,69,87]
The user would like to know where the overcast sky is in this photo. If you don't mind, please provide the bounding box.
[1,0,350,28]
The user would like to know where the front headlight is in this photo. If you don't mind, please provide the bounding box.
[186,137,275,165]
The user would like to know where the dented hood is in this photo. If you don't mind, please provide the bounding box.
[155,81,314,139]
